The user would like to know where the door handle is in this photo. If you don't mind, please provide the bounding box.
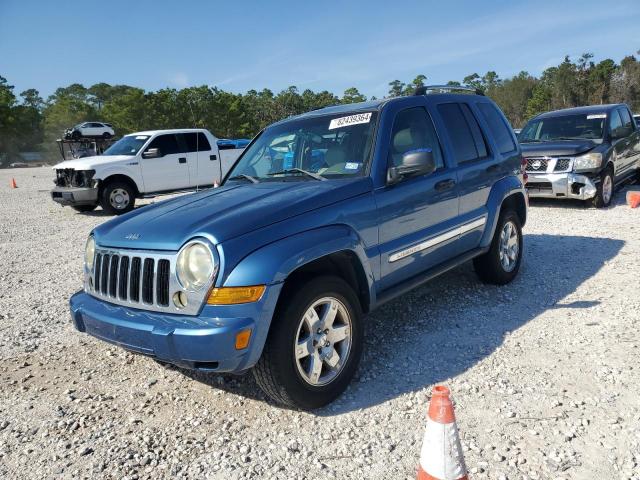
[434,179,456,191]
[210,154,217,161]
[486,164,500,173]
[178,157,186,164]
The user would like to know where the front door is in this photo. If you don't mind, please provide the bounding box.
[140,133,190,192]
[375,106,459,292]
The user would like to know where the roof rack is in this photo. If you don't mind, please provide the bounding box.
[414,85,484,96]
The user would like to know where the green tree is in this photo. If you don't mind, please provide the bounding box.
[342,87,367,104]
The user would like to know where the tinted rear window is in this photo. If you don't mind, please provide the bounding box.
[438,103,487,163]
[183,132,212,152]
[478,103,516,154]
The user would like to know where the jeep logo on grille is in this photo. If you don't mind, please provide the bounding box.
[125,233,140,240]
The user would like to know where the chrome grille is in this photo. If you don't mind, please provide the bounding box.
[90,250,171,311]
[86,245,216,316]
[553,158,571,172]
[525,157,548,172]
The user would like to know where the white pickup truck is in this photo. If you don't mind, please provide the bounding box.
[51,129,245,214]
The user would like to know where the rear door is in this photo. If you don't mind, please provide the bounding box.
[614,107,640,176]
[375,106,460,291]
[436,101,501,253]
[140,133,190,192]
[184,132,219,187]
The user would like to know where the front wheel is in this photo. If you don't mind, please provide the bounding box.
[99,180,135,215]
[252,276,363,410]
[593,168,614,208]
[473,210,523,285]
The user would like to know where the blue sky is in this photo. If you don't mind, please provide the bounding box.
[1,0,639,99]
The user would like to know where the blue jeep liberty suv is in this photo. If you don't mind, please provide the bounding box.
[70,86,527,409]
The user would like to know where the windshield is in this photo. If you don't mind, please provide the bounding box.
[103,135,150,156]
[226,111,378,181]
[520,113,605,142]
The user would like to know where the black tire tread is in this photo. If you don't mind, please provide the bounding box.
[473,210,523,285]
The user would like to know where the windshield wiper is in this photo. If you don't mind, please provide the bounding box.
[228,174,259,184]
[267,168,326,181]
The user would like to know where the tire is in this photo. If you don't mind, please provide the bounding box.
[71,130,81,140]
[593,168,614,208]
[102,132,112,139]
[473,210,523,285]
[72,204,97,213]
[253,276,363,410]
[99,180,136,215]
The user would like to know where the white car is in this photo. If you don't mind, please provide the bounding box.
[51,129,245,214]
[65,122,115,140]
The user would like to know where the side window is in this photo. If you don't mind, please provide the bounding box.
[437,103,487,163]
[478,102,516,154]
[197,132,212,151]
[389,107,444,170]
[609,110,622,134]
[619,108,633,130]
[147,134,180,156]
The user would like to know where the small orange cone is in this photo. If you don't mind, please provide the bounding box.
[417,386,468,480]
[627,191,640,209]
[10,178,17,189]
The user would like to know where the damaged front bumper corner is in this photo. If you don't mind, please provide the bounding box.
[526,172,598,200]
[51,186,99,206]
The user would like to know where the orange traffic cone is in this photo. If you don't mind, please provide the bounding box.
[627,191,640,209]
[10,178,17,189]
[417,386,468,480]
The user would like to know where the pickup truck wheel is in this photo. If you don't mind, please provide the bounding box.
[473,210,523,285]
[71,205,97,213]
[252,276,363,410]
[593,169,614,208]
[100,180,135,215]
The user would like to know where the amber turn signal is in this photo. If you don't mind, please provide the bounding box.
[207,285,266,305]
[235,329,252,350]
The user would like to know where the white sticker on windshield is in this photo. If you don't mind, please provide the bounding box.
[345,162,360,170]
[329,112,372,130]
[587,114,606,119]
[135,135,149,140]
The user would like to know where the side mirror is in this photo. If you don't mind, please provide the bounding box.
[611,126,632,140]
[142,147,161,159]
[387,149,436,184]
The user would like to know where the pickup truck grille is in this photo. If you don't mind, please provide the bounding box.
[55,169,96,188]
[525,157,573,173]
[91,250,171,308]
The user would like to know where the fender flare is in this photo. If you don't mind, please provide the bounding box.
[480,175,527,248]
[223,225,376,307]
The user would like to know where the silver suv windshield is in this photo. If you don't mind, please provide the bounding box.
[520,113,605,142]
[103,135,150,156]
[227,111,378,181]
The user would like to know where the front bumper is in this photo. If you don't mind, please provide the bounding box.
[51,186,98,206]
[526,172,598,200]
[69,284,282,372]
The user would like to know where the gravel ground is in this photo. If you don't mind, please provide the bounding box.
[1,166,639,480]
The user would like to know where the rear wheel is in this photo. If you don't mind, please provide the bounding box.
[473,210,523,285]
[253,276,363,410]
[102,132,112,139]
[100,180,136,215]
[593,168,614,208]
[72,205,97,213]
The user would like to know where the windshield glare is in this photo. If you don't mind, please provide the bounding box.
[103,135,150,156]
[520,113,605,142]
[227,112,378,181]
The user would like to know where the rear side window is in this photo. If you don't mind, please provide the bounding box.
[389,107,444,169]
[183,132,212,152]
[478,103,516,154]
[438,103,487,163]
[148,134,180,156]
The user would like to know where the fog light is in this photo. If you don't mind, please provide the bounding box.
[235,329,252,350]
[173,291,188,308]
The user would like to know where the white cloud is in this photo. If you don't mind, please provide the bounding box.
[168,72,189,88]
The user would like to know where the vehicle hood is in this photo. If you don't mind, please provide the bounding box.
[93,177,372,250]
[53,155,135,170]
[520,140,597,157]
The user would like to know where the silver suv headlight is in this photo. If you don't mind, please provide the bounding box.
[176,240,217,291]
[573,152,602,171]
[85,235,95,271]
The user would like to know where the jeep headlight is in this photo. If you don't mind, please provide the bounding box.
[176,241,216,291]
[573,152,602,171]
[85,236,95,271]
